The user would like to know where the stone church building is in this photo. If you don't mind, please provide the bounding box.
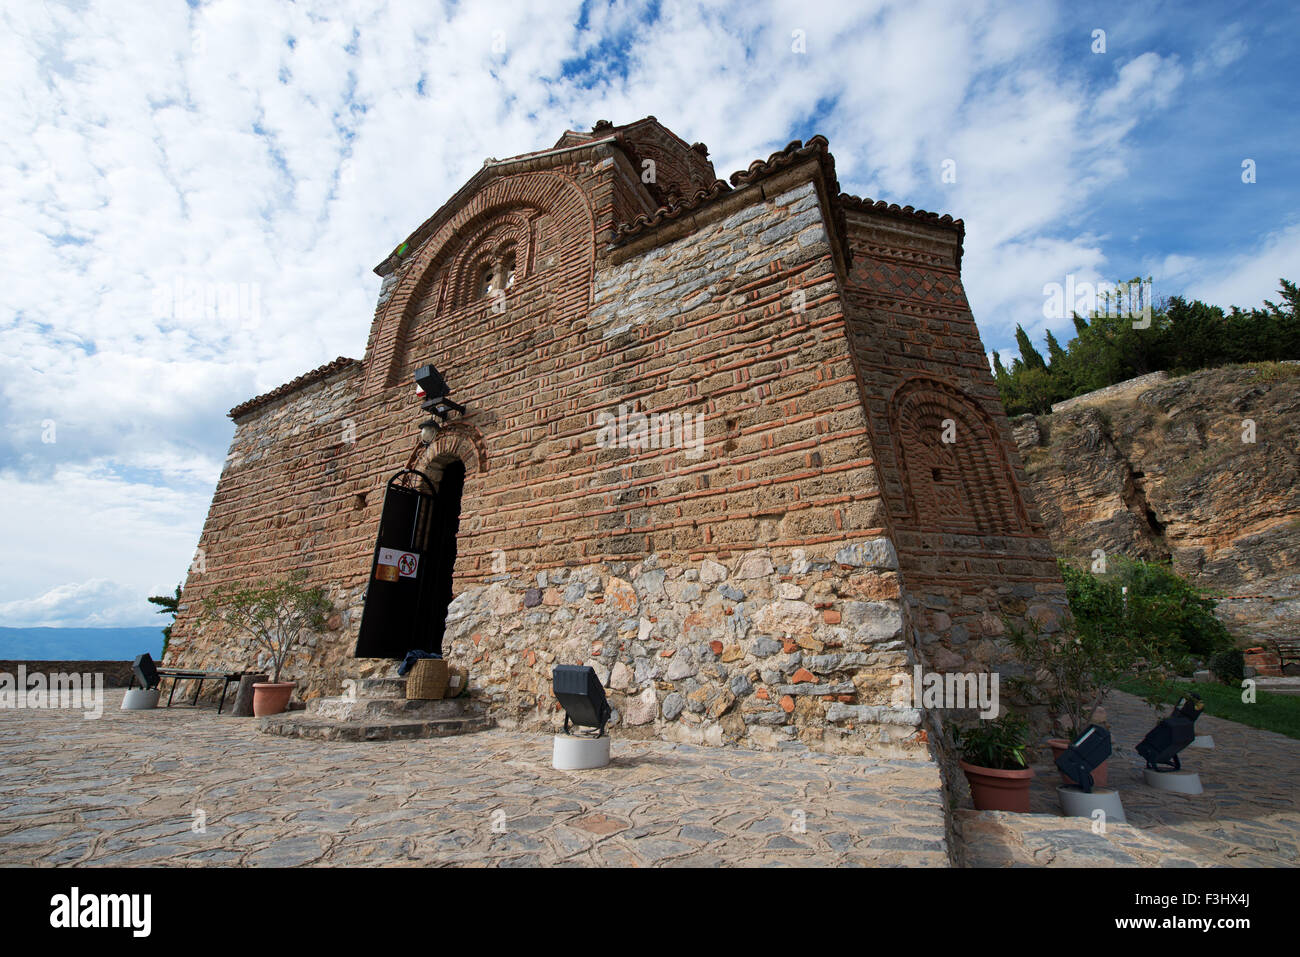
[167,117,1065,757]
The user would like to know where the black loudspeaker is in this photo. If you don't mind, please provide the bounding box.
[552,665,612,735]
[1175,694,1205,722]
[132,652,160,691]
[1055,723,1112,792]
[1137,693,1204,770]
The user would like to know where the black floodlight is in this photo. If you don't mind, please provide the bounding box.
[132,652,161,691]
[1055,723,1112,792]
[414,364,450,400]
[553,665,611,737]
[1136,693,1204,771]
[414,364,466,420]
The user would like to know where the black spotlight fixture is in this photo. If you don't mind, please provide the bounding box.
[1055,723,1112,792]
[414,364,466,445]
[552,665,611,736]
[414,364,466,419]
[1136,693,1204,771]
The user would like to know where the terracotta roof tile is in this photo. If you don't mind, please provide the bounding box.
[228,356,358,420]
[611,179,732,240]
[837,192,966,267]
[612,136,844,247]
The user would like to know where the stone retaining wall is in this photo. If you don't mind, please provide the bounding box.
[0,660,134,687]
[444,538,928,755]
[1050,371,1169,413]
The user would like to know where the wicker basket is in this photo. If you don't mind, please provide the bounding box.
[406,658,449,700]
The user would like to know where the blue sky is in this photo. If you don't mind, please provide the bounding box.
[1,0,1296,629]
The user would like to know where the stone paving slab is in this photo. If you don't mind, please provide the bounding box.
[0,690,950,867]
[955,691,1300,867]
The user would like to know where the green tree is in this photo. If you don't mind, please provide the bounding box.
[147,584,182,660]
[200,574,333,683]
[1014,324,1047,370]
[993,278,1297,421]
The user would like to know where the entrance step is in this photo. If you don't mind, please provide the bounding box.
[308,694,479,722]
[258,710,494,742]
[258,675,491,741]
[351,676,409,699]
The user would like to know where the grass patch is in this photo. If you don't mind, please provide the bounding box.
[1242,360,1300,383]
[1117,678,1300,741]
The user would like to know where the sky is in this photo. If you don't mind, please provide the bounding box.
[1,0,1297,629]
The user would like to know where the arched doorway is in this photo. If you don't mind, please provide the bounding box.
[354,459,466,659]
[424,459,465,654]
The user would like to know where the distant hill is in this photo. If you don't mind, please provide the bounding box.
[0,626,163,661]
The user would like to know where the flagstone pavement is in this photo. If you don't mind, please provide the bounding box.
[2,689,1297,867]
[0,690,948,867]
[954,691,1300,867]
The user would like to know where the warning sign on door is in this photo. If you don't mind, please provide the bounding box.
[377,548,419,579]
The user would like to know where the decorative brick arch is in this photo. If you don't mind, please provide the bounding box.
[365,171,595,394]
[412,422,487,489]
[889,377,1028,534]
[448,212,532,310]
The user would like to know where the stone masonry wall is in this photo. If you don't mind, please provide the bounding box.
[838,208,1067,742]
[443,540,925,756]
[168,157,937,758]
[427,175,930,753]
[165,363,370,684]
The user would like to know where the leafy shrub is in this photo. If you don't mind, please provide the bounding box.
[1006,611,1177,741]
[200,573,333,683]
[1208,647,1245,685]
[1059,557,1231,661]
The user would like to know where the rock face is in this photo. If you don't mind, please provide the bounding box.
[1013,364,1300,646]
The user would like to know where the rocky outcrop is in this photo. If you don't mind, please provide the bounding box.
[1014,364,1300,646]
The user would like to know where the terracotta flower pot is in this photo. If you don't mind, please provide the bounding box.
[960,759,1035,812]
[1048,738,1109,787]
[252,681,295,716]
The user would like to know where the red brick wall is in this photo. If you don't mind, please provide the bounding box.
[167,130,1057,757]
[838,208,1066,678]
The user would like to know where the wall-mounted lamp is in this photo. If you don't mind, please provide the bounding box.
[415,364,466,418]
[418,418,440,445]
[414,364,466,444]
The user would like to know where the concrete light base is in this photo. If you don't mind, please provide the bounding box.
[552,733,610,770]
[1143,768,1204,794]
[1190,735,1215,749]
[121,689,160,711]
[1057,785,1127,824]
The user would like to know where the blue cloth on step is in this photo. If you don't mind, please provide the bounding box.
[397,649,442,677]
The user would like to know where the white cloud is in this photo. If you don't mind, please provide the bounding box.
[0,578,155,628]
[0,463,207,622]
[1,0,1265,624]
[1192,26,1248,76]
[1154,222,1300,311]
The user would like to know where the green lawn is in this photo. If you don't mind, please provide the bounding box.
[1117,678,1300,741]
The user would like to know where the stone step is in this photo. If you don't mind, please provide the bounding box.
[352,676,408,698]
[258,711,494,742]
[308,695,480,722]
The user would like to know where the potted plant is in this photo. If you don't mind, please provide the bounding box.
[201,573,333,716]
[1005,606,1176,787]
[954,712,1035,812]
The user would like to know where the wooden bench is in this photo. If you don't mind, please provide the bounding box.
[131,653,246,714]
[1268,638,1300,672]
